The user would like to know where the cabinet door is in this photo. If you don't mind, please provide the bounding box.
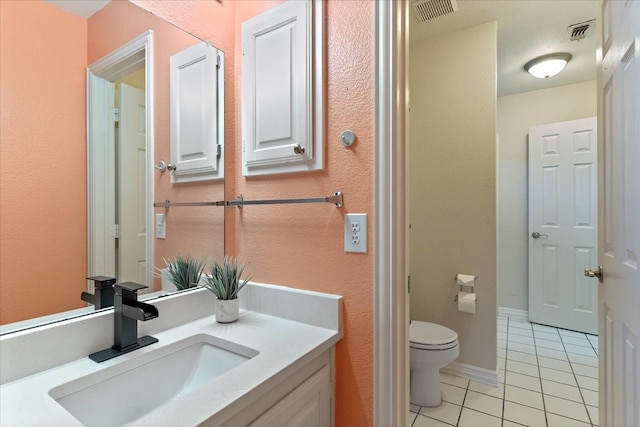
[242,0,324,176]
[249,365,331,427]
[170,42,224,183]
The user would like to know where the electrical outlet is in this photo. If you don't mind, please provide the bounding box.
[155,213,166,239]
[345,213,367,253]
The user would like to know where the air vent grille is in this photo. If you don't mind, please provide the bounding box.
[411,0,458,23]
[568,20,596,41]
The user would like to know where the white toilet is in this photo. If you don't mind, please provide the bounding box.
[410,320,459,407]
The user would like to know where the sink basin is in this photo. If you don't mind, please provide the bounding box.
[49,334,258,427]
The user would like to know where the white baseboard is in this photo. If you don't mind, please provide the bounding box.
[442,361,499,387]
[498,306,529,320]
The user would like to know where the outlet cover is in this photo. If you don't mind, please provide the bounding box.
[345,213,367,253]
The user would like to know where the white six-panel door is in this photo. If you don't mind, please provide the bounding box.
[597,0,640,425]
[528,118,598,334]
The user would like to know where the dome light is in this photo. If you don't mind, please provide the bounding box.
[524,53,572,79]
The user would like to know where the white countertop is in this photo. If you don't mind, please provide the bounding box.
[1,310,341,426]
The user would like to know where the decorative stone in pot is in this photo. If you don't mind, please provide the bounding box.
[203,256,251,324]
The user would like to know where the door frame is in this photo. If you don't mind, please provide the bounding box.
[87,31,154,287]
[374,1,409,425]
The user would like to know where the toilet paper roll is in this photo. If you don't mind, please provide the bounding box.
[456,274,475,287]
[458,291,476,314]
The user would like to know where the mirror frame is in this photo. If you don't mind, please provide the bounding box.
[87,31,154,289]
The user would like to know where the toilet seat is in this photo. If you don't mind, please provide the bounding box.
[410,321,458,351]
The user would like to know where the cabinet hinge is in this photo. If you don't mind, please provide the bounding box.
[216,54,221,69]
[242,139,246,153]
[110,224,120,238]
[408,275,411,294]
[216,144,222,157]
[110,107,120,123]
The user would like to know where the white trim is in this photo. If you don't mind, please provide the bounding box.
[87,31,154,287]
[442,361,500,387]
[498,306,529,320]
[374,1,409,426]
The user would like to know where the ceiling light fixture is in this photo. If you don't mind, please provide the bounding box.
[524,53,572,79]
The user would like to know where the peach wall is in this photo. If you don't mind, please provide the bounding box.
[89,1,230,286]
[135,1,375,424]
[0,1,87,324]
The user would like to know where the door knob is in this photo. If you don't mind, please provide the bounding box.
[531,231,548,239]
[584,266,604,283]
[293,144,305,154]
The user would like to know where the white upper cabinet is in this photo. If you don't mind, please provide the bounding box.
[170,42,224,183]
[242,0,324,176]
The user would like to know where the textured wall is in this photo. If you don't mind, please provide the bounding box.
[409,22,498,371]
[497,81,597,310]
[0,1,87,324]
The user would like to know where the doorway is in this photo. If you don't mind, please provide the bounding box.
[87,32,154,291]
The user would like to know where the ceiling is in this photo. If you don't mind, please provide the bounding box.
[409,0,600,96]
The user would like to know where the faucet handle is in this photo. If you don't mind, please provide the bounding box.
[114,282,148,294]
[87,276,116,289]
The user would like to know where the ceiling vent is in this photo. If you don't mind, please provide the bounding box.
[411,0,458,23]
[567,20,596,41]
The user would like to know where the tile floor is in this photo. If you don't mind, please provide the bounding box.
[409,315,599,427]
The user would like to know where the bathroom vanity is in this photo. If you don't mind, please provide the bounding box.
[0,283,343,426]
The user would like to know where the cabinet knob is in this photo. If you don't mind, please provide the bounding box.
[293,144,306,154]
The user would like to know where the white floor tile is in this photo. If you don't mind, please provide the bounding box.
[408,410,418,425]
[506,359,540,377]
[503,401,547,427]
[576,374,598,391]
[462,390,503,418]
[537,356,571,372]
[497,356,506,368]
[571,363,598,379]
[498,331,508,341]
[581,388,598,407]
[564,343,598,357]
[560,335,592,348]
[534,338,565,351]
[546,412,592,427]
[498,339,507,349]
[536,346,569,361]
[412,413,455,427]
[441,382,466,406]
[559,329,587,339]
[586,405,598,425]
[439,372,469,389]
[532,323,560,333]
[497,347,507,359]
[468,380,504,399]
[567,353,598,367]
[508,342,536,354]
[541,379,583,403]
[418,401,461,426]
[505,371,542,392]
[507,350,538,365]
[533,330,562,341]
[509,327,534,338]
[540,366,577,386]
[410,403,421,413]
[458,407,502,427]
[498,325,508,333]
[504,384,544,410]
[544,395,590,423]
[502,421,526,427]
[508,334,535,346]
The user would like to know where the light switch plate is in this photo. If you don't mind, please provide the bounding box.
[344,213,367,253]
[155,213,166,239]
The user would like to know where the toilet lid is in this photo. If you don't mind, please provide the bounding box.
[410,321,458,346]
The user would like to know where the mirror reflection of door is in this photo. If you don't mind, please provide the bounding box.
[117,82,147,288]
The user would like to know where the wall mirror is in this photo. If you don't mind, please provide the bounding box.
[0,0,225,334]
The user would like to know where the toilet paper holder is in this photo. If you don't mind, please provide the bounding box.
[454,275,478,302]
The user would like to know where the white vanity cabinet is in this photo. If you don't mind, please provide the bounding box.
[241,0,324,176]
[217,350,333,427]
[169,42,224,183]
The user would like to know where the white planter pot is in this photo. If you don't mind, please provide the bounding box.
[215,298,239,323]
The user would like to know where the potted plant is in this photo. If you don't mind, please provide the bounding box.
[203,256,251,323]
[160,255,207,291]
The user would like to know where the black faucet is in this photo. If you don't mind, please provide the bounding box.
[81,276,116,309]
[89,282,159,363]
